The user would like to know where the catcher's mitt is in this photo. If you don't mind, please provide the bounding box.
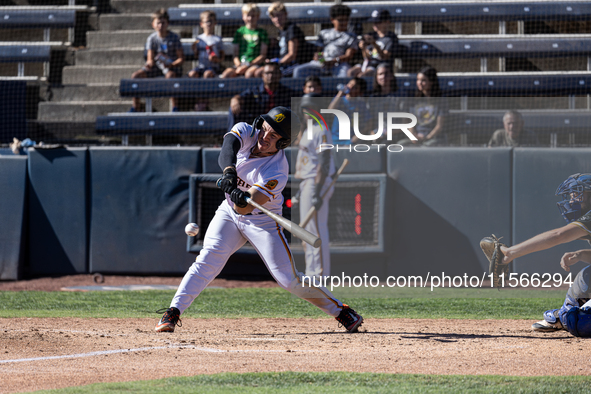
[480,234,510,288]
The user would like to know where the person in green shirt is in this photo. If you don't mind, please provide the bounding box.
[221,3,269,78]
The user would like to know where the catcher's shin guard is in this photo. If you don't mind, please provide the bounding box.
[532,309,564,332]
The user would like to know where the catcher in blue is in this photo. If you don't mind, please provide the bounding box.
[155,106,363,333]
[486,173,591,337]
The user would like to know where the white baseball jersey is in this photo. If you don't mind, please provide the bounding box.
[295,123,335,180]
[226,122,288,214]
[295,123,335,277]
[168,121,346,319]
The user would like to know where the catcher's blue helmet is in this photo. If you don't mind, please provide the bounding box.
[556,173,591,223]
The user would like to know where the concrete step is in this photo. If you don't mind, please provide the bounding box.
[48,84,122,102]
[38,101,133,122]
[38,99,173,121]
[110,0,192,13]
[62,65,139,84]
[99,13,152,31]
[86,30,182,49]
[76,48,145,66]
[62,63,194,84]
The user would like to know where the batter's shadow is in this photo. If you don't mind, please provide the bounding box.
[397,331,573,341]
[246,331,572,341]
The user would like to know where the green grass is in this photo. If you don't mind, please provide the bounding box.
[34,372,591,393]
[0,287,564,320]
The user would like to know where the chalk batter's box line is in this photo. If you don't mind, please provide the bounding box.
[0,344,317,364]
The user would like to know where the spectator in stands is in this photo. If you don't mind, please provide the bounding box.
[371,63,398,98]
[488,110,540,147]
[292,4,358,79]
[397,66,448,147]
[227,62,297,131]
[130,8,184,112]
[369,63,401,142]
[303,75,322,95]
[253,2,307,78]
[348,9,399,78]
[188,10,224,79]
[327,77,371,145]
[221,3,269,79]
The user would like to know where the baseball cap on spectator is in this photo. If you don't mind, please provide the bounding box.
[368,9,391,23]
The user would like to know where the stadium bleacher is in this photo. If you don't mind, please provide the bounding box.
[179,35,591,69]
[97,107,591,148]
[169,2,591,26]
[100,72,591,147]
[0,42,69,79]
[0,7,77,29]
[114,72,591,102]
[4,1,591,146]
[451,110,591,146]
[0,6,86,43]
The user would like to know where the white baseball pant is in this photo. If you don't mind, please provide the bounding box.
[171,200,343,317]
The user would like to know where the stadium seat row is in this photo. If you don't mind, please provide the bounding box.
[95,109,591,150]
[117,73,591,99]
[178,35,591,62]
[169,1,591,25]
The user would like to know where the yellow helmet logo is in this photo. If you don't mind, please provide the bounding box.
[274,113,286,123]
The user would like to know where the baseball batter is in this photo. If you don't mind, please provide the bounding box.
[156,106,363,333]
[295,93,335,278]
[489,173,591,337]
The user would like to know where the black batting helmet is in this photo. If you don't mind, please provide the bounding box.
[252,106,296,150]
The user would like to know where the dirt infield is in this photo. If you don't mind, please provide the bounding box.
[1,317,588,393]
[0,275,589,393]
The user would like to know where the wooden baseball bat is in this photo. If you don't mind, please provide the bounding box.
[299,158,349,228]
[217,179,321,248]
[245,197,321,248]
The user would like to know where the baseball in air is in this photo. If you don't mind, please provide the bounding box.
[185,223,200,236]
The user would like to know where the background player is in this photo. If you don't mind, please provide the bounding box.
[295,93,335,280]
[492,173,591,336]
[156,106,363,333]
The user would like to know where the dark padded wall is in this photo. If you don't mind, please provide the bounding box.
[0,156,27,279]
[89,147,201,273]
[202,148,221,174]
[9,146,591,278]
[27,148,88,275]
[334,146,386,173]
[513,148,591,275]
[387,148,512,277]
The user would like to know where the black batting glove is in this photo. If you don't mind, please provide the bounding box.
[230,189,251,209]
[219,167,237,194]
[311,187,323,211]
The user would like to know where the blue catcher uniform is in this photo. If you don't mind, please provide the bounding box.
[536,173,591,336]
